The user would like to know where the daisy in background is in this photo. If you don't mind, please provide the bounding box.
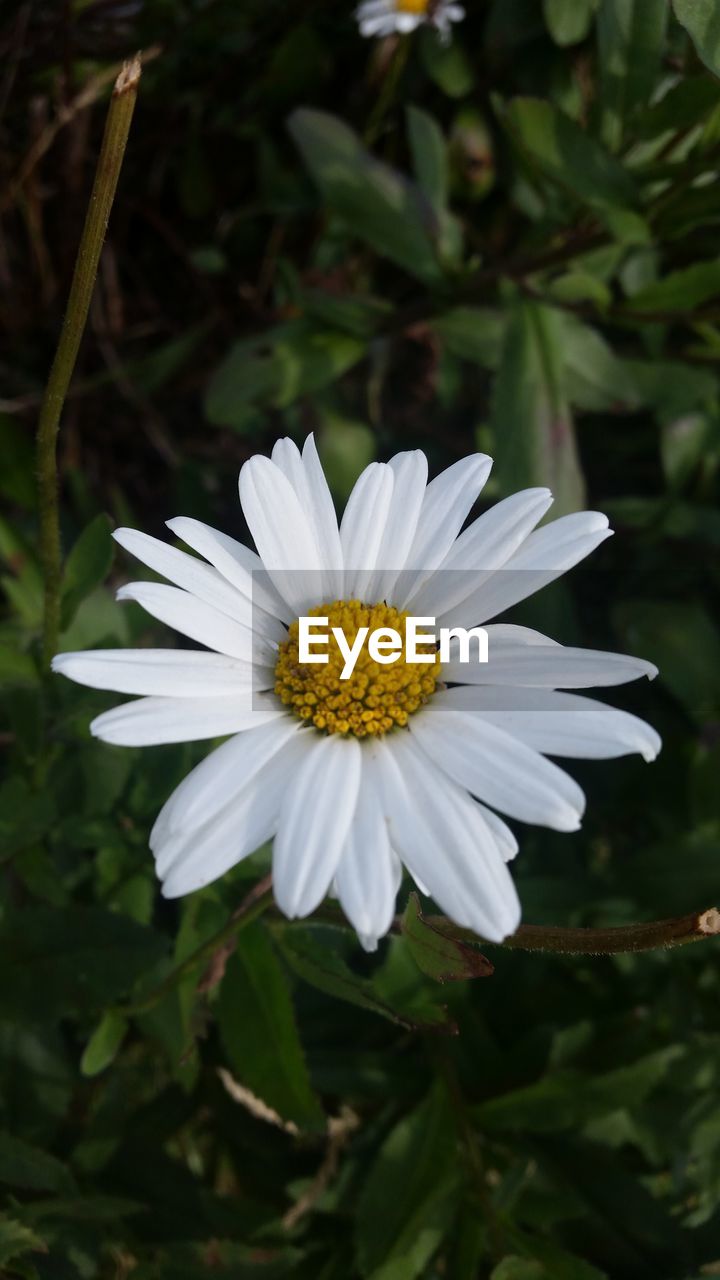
[356,0,465,43]
[53,437,660,950]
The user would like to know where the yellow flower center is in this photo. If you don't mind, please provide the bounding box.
[274,600,441,738]
[396,0,430,11]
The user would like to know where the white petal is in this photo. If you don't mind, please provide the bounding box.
[273,735,362,918]
[396,12,421,30]
[238,455,325,615]
[151,717,301,854]
[359,15,398,34]
[446,512,613,628]
[407,488,553,618]
[368,450,428,602]
[442,638,658,688]
[89,692,283,746]
[374,735,520,941]
[117,583,276,664]
[475,802,519,862]
[160,733,310,897]
[395,453,492,604]
[356,0,393,14]
[340,462,394,598]
[484,623,561,648]
[437,685,661,762]
[112,528,253,626]
[166,516,290,625]
[271,435,343,597]
[409,705,585,831]
[52,648,261,697]
[334,752,398,948]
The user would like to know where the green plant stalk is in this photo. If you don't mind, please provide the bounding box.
[364,36,411,148]
[435,907,720,955]
[37,55,142,667]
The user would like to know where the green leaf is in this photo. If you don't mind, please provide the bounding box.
[0,1215,46,1266]
[205,320,366,430]
[0,906,168,1021]
[432,307,506,368]
[355,1086,459,1279]
[501,1226,610,1280]
[289,109,443,283]
[275,925,452,1031]
[406,105,447,215]
[491,1260,547,1280]
[597,0,668,148]
[80,1010,128,1077]
[635,73,720,136]
[558,317,642,411]
[491,301,586,516]
[59,585,130,649]
[543,0,598,46]
[474,1047,684,1134]
[627,260,720,312]
[401,893,494,982]
[419,26,475,97]
[0,1132,75,1194]
[504,97,637,214]
[0,777,55,863]
[302,291,391,338]
[614,599,720,722]
[218,922,325,1131]
[60,513,114,631]
[673,0,720,77]
[661,411,718,487]
[622,357,716,421]
[317,415,377,502]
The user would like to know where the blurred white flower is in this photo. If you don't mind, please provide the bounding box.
[356,0,465,43]
[53,437,660,949]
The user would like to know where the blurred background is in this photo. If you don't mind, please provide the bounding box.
[2,1,720,1276]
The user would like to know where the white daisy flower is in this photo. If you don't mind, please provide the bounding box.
[356,0,465,43]
[53,437,660,950]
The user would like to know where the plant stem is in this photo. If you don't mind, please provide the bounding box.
[432,907,720,955]
[37,55,142,668]
[122,877,274,1017]
[364,36,411,148]
[301,900,720,955]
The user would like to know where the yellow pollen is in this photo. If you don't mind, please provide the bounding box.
[274,600,441,739]
[396,0,430,12]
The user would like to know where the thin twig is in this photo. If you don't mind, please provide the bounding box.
[36,54,142,667]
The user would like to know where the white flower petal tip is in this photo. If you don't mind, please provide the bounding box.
[354,0,465,40]
[358,933,380,953]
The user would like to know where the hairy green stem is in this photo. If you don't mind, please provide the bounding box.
[37,55,141,667]
[298,901,720,955]
[434,907,720,955]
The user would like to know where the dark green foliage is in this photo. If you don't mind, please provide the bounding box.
[2,0,720,1275]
